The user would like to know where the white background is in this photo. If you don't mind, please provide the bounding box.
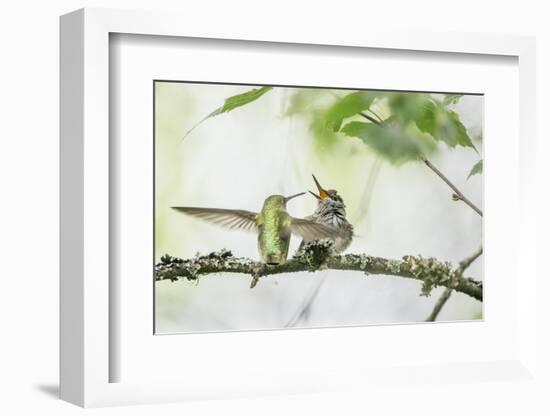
[1,1,548,415]
[112,35,513,384]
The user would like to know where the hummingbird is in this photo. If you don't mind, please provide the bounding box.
[297,174,354,254]
[172,192,344,265]
[287,175,354,327]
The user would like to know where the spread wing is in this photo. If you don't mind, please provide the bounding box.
[290,217,344,242]
[172,207,258,232]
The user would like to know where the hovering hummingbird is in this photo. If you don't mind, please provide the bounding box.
[172,193,344,265]
[298,174,354,254]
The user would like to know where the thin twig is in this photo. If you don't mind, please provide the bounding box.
[366,108,385,123]
[425,247,483,321]
[359,111,382,125]
[285,273,328,327]
[353,156,382,225]
[425,288,453,322]
[421,158,483,217]
[458,247,484,273]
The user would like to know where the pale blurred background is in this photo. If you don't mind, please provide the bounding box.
[154,82,483,334]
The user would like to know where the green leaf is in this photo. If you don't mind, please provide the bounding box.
[387,92,476,151]
[388,93,433,125]
[415,100,438,135]
[442,94,464,106]
[467,160,483,179]
[218,86,273,114]
[310,111,341,151]
[417,102,475,151]
[182,86,272,140]
[341,121,421,164]
[324,91,379,131]
[446,109,476,150]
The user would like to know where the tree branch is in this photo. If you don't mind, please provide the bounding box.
[458,246,483,273]
[285,274,327,327]
[425,247,483,321]
[422,158,483,217]
[425,288,453,322]
[357,112,483,217]
[155,241,483,302]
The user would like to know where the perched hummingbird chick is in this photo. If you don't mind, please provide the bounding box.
[172,193,343,265]
[298,175,354,254]
[285,176,354,327]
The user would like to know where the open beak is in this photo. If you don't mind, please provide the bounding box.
[284,192,306,203]
[312,174,330,200]
[308,190,321,200]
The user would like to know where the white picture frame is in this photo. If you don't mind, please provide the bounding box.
[60,8,537,407]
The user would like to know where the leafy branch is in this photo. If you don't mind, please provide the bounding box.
[155,241,483,302]
[340,97,483,217]
[182,87,483,217]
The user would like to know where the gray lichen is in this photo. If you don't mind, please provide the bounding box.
[293,239,334,269]
[155,249,237,282]
[154,242,483,302]
[401,255,456,296]
[387,259,402,274]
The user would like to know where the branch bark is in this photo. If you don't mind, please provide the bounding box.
[425,247,483,321]
[155,241,483,302]
[425,288,453,322]
[421,158,483,217]
[457,247,484,273]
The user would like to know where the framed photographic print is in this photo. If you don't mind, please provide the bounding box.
[60,8,538,407]
[153,80,484,334]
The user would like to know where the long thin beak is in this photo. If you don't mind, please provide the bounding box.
[308,190,321,200]
[284,192,306,203]
[312,174,329,199]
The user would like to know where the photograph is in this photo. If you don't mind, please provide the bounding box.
[153,81,483,334]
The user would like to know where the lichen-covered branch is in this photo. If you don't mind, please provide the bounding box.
[155,241,483,302]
